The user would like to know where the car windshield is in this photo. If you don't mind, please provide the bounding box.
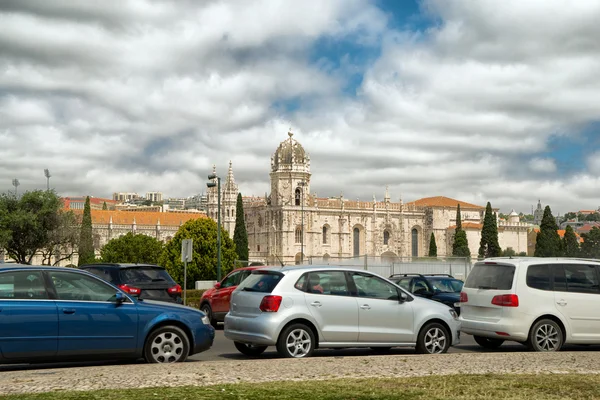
[427,278,463,293]
[119,267,175,284]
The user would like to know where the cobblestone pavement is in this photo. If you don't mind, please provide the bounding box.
[1,352,600,395]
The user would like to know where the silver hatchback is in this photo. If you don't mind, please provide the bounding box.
[224,266,460,358]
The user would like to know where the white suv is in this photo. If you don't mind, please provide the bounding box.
[459,257,600,352]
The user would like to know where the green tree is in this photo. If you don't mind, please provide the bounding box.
[581,227,600,258]
[102,201,108,210]
[478,202,501,259]
[562,225,580,257]
[233,193,249,264]
[534,205,563,257]
[77,196,96,266]
[561,212,577,223]
[452,204,471,258]
[40,210,79,265]
[100,232,164,263]
[428,232,437,257]
[159,218,236,288]
[585,213,600,222]
[0,190,63,264]
[501,247,517,257]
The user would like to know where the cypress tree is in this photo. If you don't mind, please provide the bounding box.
[478,202,501,258]
[428,232,437,257]
[233,193,248,264]
[77,196,96,265]
[452,204,471,258]
[535,205,563,257]
[102,201,107,210]
[563,225,580,257]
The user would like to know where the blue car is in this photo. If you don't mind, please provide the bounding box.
[0,265,214,364]
[389,273,463,314]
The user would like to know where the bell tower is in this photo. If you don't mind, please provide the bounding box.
[269,130,311,207]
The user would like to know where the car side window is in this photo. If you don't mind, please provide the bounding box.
[0,271,48,300]
[396,278,411,291]
[563,264,600,294]
[412,278,430,295]
[306,271,350,296]
[221,271,241,288]
[49,271,121,302]
[351,273,399,301]
[526,264,551,291]
[85,268,114,283]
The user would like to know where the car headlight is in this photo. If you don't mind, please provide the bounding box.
[201,315,211,325]
[449,309,458,320]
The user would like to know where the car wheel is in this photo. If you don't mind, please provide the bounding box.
[234,341,268,357]
[144,325,190,363]
[277,323,315,358]
[415,322,450,354]
[528,319,563,352]
[473,335,505,349]
[200,303,218,327]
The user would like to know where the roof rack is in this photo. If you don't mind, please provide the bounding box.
[389,273,424,278]
[423,274,455,277]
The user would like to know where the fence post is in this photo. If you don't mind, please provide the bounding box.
[364,254,368,270]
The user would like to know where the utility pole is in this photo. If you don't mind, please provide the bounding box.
[44,169,51,191]
[12,179,20,197]
[207,173,222,281]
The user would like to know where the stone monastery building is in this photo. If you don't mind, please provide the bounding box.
[207,131,530,265]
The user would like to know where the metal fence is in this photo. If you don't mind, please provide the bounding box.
[303,255,472,281]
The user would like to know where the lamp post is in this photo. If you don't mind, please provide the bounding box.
[207,173,222,281]
[297,181,306,264]
[12,179,19,197]
[44,169,51,191]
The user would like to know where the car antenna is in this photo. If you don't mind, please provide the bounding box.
[275,254,285,267]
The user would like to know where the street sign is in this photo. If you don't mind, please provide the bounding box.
[181,239,193,263]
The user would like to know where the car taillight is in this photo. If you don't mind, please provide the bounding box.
[460,292,468,303]
[259,295,282,312]
[119,284,141,295]
[168,284,182,294]
[491,294,519,307]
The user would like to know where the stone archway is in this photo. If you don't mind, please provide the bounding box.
[381,251,398,265]
[295,252,305,265]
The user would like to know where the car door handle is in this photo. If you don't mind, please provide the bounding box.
[310,301,322,307]
[62,308,76,314]
[556,300,567,306]
[360,304,371,310]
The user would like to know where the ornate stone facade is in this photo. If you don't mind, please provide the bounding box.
[206,131,530,265]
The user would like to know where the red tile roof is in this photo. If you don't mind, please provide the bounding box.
[72,210,206,226]
[447,222,483,230]
[406,196,484,209]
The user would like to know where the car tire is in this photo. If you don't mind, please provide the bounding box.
[276,323,315,358]
[473,335,505,349]
[234,342,268,357]
[144,325,190,363]
[415,322,451,354]
[200,303,218,328]
[528,319,563,352]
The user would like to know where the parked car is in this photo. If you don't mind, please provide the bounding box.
[80,263,182,304]
[459,257,600,351]
[224,266,460,358]
[388,273,463,313]
[200,265,269,326]
[0,265,214,364]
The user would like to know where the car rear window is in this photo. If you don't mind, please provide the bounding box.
[465,263,515,290]
[237,271,283,293]
[119,267,175,284]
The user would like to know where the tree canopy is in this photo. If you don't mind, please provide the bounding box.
[534,205,562,257]
[77,196,96,266]
[428,232,437,257]
[40,210,79,266]
[100,232,164,264]
[0,190,64,264]
[478,202,501,258]
[233,193,249,263]
[562,225,580,257]
[159,218,236,288]
[452,204,471,258]
[581,227,600,258]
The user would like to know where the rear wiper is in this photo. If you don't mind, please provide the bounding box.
[478,285,497,289]
[242,287,258,292]
[152,278,167,282]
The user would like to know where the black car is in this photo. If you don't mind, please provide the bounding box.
[389,273,463,313]
[79,263,182,304]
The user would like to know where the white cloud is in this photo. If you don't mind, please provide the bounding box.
[1,0,600,215]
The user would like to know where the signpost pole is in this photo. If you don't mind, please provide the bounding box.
[181,239,193,306]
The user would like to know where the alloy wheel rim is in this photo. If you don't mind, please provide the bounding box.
[151,332,184,362]
[285,329,311,357]
[424,327,447,354]
[535,324,560,351]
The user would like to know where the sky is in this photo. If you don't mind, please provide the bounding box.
[1,0,600,215]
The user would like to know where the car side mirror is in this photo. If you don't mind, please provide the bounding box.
[214,282,221,289]
[398,290,407,303]
[114,292,125,306]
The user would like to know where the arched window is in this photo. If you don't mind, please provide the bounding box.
[295,188,301,206]
[383,230,390,245]
[322,225,328,244]
[353,227,360,257]
[295,226,302,243]
[411,228,418,257]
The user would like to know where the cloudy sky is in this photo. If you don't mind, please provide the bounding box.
[1,0,599,215]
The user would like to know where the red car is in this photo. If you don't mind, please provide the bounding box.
[200,265,268,327]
